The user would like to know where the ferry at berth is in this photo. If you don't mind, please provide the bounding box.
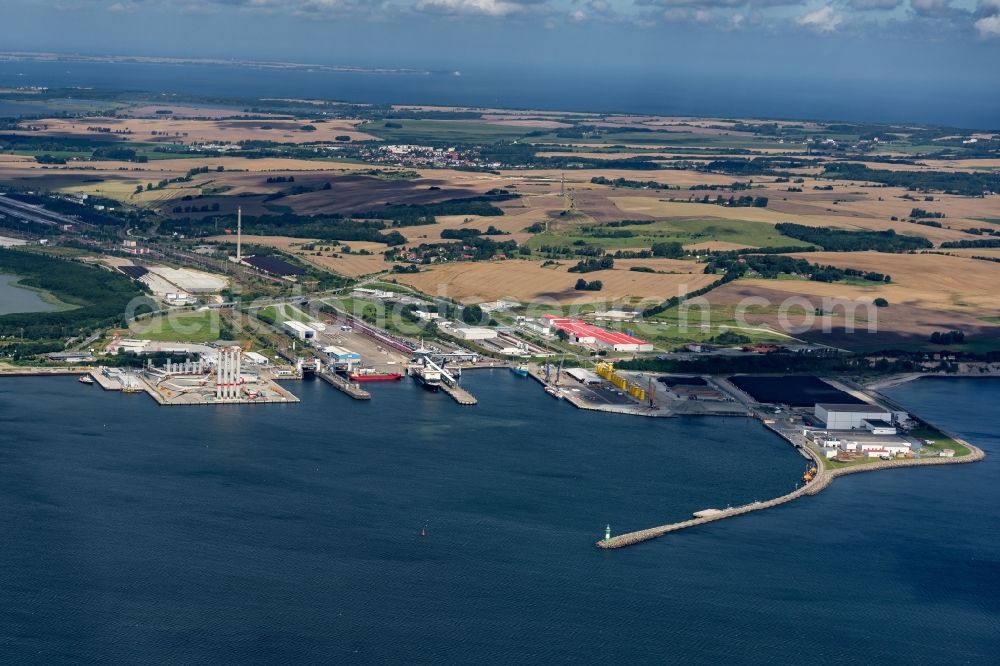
[412,365,442,392]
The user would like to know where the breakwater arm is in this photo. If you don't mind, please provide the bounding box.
[597,427,985,550]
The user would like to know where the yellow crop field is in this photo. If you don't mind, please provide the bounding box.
[395,259,716,305]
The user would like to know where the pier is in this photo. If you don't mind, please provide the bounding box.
[0,366,87,377]
[319,371,371,400]
[408,356,479,406]
[440,381,477,406]
[597,420,985,550]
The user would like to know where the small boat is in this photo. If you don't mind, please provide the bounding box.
[510,362,529,377]
[545,386,562,399]
[78,375,94,385]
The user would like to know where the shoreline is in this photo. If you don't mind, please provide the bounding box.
[1,368,989,547]
[597,412,986,550]
[865,371,1000,391]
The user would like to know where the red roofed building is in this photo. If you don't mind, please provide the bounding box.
[543,315,654,353]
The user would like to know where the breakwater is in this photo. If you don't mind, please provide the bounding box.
[597,430,985,550]
[319,371,371,400]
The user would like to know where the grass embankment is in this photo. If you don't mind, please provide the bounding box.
[822,456,882,470]
[907,426,971,457]
[257,304,312,325]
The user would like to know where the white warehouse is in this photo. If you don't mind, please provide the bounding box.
[283,320,316,341]
[815,403,892,430]
[452,326,498,341]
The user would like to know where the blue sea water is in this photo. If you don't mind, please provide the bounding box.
[0,60,997,129]
[0,372,996,664]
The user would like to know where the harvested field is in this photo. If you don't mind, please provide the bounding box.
[295,245,388,278]
[121,105,274,119]
[788,251,1000,314]
[399,194,566,244]
[0,156,365,199]
[155,171,493,216]
[937,248,1000,259]
[705,281,1000,350]
[12,117,379,144]
[609,197,975,245]
[205,235,387,278]
[611,258,703,272]
[570,189,651,223]
[395,259,715,305]
[282,175,487,215]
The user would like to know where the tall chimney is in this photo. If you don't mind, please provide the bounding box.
[236,206,243,264]
[236,206,242,263]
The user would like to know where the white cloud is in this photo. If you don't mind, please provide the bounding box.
[975,13,1000,36]
[414,0,536,16]
[795,5,843,31]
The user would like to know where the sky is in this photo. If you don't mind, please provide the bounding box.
[1,0,998,125]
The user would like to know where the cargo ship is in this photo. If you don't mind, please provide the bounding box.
[412,365,442,392]
[349,368,403,382]
[510,362,529,377]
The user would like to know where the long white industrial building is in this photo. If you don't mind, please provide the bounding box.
[815,403,892,430]
[283,320,316,341]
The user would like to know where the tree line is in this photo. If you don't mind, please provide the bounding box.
[774,223,932,252]
[822,163,1000,196]
[0,249,151,341]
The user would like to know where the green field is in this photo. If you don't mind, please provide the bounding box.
[361,119,532,144]
[532,131,791,151]
[646,302,793,348]
[257,304,312,325]
[908,426,971,457]
[823,455,883,470]
[131,310,225,343]
[526,218,801,252]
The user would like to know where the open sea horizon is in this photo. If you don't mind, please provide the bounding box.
[1,60,997,129]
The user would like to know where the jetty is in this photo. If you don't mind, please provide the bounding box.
[441,381,477,406]
[319,370,371,400]
[597,419,985,550]
[0,365,87,377]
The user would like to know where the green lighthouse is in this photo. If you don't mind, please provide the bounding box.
[604,524,611,542]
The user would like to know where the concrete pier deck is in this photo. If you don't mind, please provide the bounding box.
[319,371,371,400]
[441,381,477,406]
[0,365,87,377]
